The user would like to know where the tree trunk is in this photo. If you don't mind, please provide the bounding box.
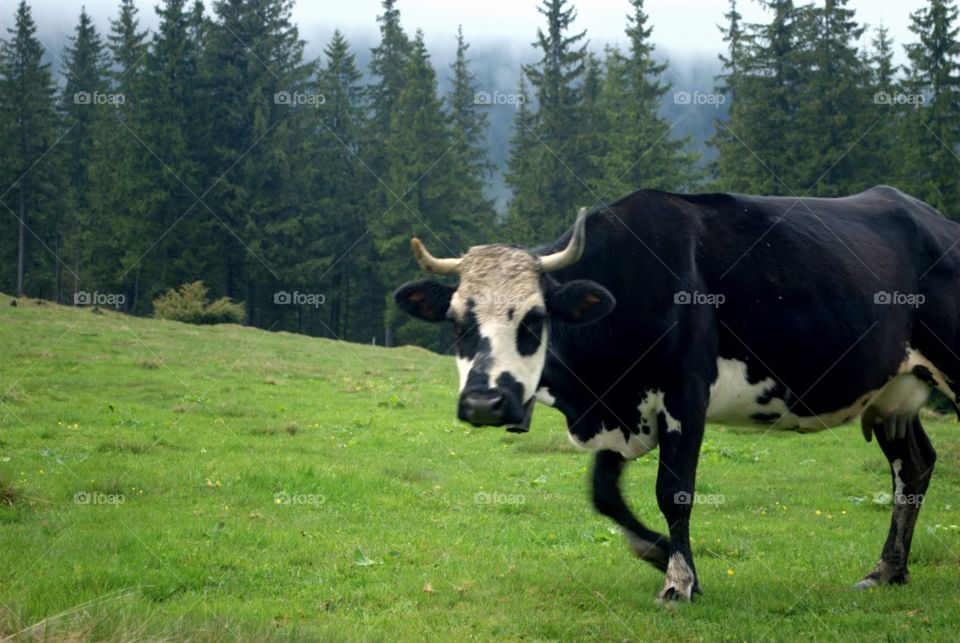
[16,188,25,297]
[133,268,140,313]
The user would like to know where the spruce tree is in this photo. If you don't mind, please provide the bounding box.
[109,0,149,82]
[902,0,960,218]
[368,0,410,162]
[125,0,212,309]
[86,0,152,310]
[505,0,587,243]
[378,31,471,347]
[203,0,312,327]
[794,0,869,195]
[591,0,697,199]
[709,0,748,190]
[314,29,378,341]
[0,0,62,297]
[502,75,539,242]
[862,24,901,188]
[714,0,807,194]
[58,8,109,299]
[447,25,494,220]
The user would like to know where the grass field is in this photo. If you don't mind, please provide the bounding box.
[2,293,960,641]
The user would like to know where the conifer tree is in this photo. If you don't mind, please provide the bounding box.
[902,0,960,218]
[447,25,494,221]
[0,1,62,297]
[709,0,748,190]
[861,24,901,188]
[379,31,471,346]
[314,29,378,341]
[505,0,587,243]
[58,8,109,299]
[203,0,312,326]
[85,0,152,310]
[592,0,697,199]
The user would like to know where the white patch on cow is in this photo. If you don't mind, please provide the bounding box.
[456,356,470,391]
[706,358,782,423]
[536,386,556,407]
[568,424,657,460]
[566,389,673,459]
[639,389,681,434]
[892,459,905,498]
[706,347,954,432]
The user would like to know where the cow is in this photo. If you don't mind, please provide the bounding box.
[393,186,960,602]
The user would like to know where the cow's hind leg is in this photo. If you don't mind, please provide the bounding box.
[856,412,936,588]
[592,450,670,571]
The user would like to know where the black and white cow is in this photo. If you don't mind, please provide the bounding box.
[394,186,960,602]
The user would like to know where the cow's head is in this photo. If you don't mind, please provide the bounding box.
[394,210,615,431]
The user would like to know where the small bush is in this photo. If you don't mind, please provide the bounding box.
[204,296,246,324]
[153,281,245,325]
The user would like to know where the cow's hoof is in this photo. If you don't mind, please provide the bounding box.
[854,562,909,589]
[853,577,880,590]
[656,553,699,603]
[656,581,701,603]
[657,586,689,603]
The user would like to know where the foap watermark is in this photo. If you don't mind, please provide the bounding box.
[274,90,326,107]
[274,291,326,308]
[473,91,525,107]
[874,291,925,308]
[74,290,125,308]
[74,91,125,107]
[74,491,125,506]
[474,491,525,505]
[674,290,725,308]
[674,491,725,507]
[895,492,925,506]
[274,491,325,506]
[673,91,726,108]
[874,91,925,106]
[472,292,533,308]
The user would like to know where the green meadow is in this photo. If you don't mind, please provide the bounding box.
[2,293,960,641]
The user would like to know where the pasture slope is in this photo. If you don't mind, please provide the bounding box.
[2,292,960,641]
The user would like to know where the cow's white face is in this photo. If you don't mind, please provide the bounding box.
[394,212,616,431]
[447,247,549,428]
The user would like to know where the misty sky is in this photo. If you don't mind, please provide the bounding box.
[13,0,930,66]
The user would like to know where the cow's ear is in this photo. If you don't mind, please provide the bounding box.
[394,280,455,322]
[547,280,615,325]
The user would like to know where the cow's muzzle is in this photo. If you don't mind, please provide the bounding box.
[458,390,507,426]
[458,390,533,432]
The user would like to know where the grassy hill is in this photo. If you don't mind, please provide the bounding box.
[2,293,960,640]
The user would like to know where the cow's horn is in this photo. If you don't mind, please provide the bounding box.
[411,237,462,275]
[539,207,588,273]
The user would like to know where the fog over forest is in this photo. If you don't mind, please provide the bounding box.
[31,19,723,208]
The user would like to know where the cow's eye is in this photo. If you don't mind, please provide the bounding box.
[516,310,545,356]
[453,319,480,357]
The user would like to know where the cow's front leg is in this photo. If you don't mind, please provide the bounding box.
[654,395,706,602]
[592,450,670,571]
